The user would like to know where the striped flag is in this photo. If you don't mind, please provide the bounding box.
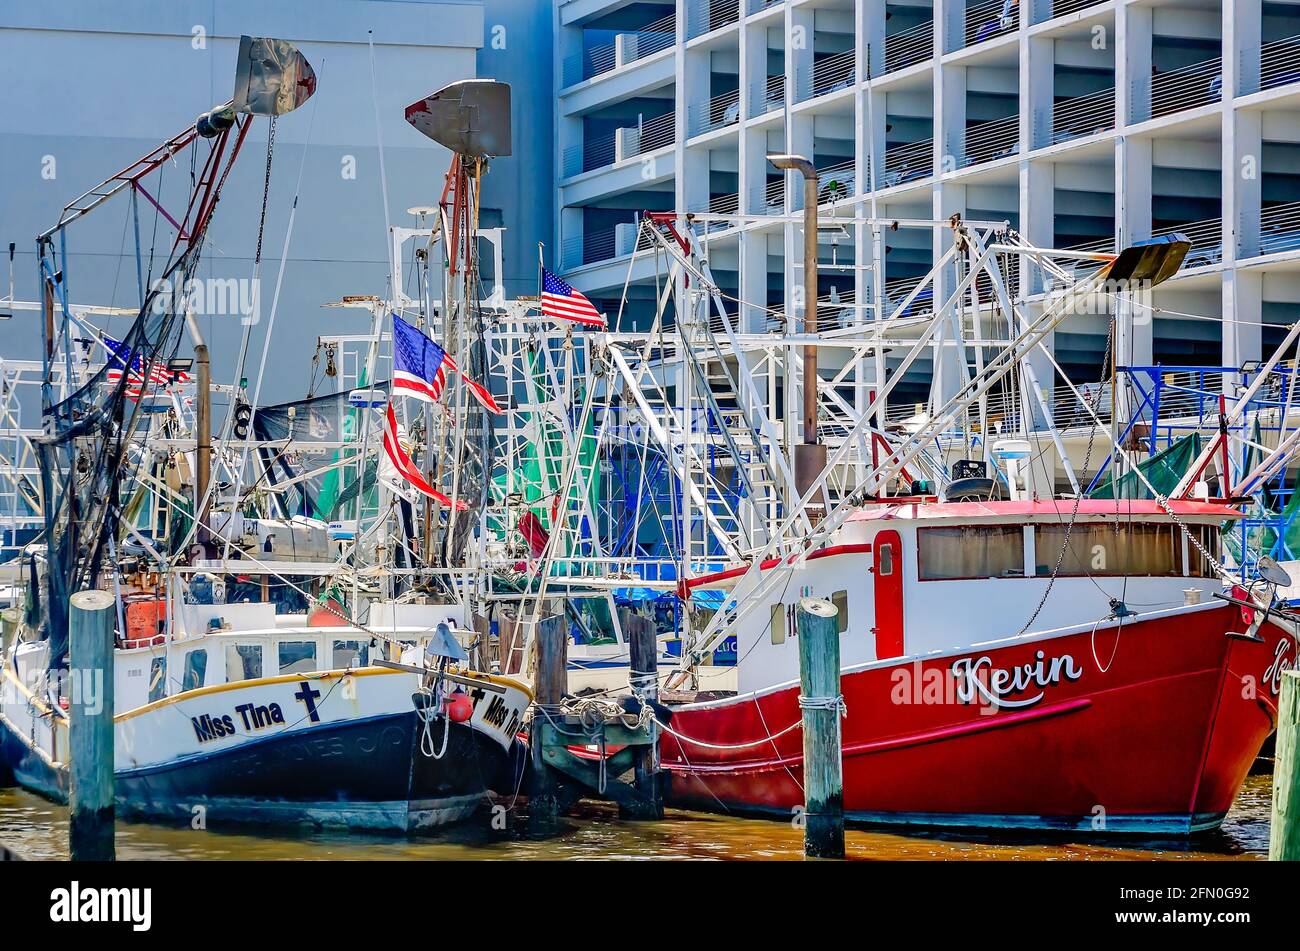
[392,314,451,403]
[540,267,605,328]
[391,314,502,414]
[381,404,467,510]
[458,369,503,415]
[102,336,187,400]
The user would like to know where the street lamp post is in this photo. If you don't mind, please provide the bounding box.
[768,154,827,512]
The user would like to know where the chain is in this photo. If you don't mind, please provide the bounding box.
[252,116,276,271]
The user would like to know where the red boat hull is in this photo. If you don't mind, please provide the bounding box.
[661,603,1292,833]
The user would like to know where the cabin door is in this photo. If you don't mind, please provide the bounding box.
[872,530,904,659]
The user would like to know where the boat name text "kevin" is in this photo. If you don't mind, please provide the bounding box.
[1264,637,1294,697]
[950,650,1084,709]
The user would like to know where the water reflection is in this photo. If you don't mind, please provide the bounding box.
[0,775,1270,861]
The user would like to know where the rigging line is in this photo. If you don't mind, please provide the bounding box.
[1014,319,1112,635]
[229,77,323,511]
[219,116,278,563]
[612,233,644,333]
[144,158,163,289]
[1119,294,1292,328]
[367,31,395,292]
[1034,328,1245,589]
[107,199,133,322]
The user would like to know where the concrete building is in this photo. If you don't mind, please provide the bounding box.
[553,0,1300,411]
[0,0,552,402]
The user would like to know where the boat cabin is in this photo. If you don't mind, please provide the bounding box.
[687,499,1237,694]
[4,598,469,718]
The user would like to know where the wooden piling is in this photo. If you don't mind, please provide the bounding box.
[527,613,567,830]
[796,597,844,859]
[68,589,115,862]
[1271,669,1300,860]
[620,609,663,820]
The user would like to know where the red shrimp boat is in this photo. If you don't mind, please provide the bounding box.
[660,499,1294,834]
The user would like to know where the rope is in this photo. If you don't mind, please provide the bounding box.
[651,712,802,751]
[417,668,452,760]
[1091,611,1126,675]
[797,693,847,715]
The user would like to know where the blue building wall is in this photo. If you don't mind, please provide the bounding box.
[0,0,552,404]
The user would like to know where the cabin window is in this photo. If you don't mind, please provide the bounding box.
[278,640,317,675]
[831,590,849,634]
[226,644,263,682]
[148,656,167,703]
[770,602,786,644]
[878,543,895,576]
[332,639,369,670]
[1187,525,1219,577]
[1035,523,1180,577]
[918,525,1025,580]
[181,649,207,692]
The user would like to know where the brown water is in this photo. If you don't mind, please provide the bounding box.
[0,774,1272,860]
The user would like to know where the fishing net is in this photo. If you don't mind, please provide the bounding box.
[251,382,389,521]
[1089,433,1203,500]
[36,245,200,666]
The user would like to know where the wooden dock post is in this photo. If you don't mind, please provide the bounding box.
[68,589,115,862]
[1271,669,1300,860]
[796,597,844,859]
[620,609,663,819]
[527,613,567,831]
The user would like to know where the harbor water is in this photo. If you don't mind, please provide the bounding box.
[0,774,1271,861]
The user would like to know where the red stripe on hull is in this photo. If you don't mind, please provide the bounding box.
[661,604,1291,832]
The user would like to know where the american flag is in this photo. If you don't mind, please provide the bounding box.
[392,314,451,403]
[102,336,187,400]
[391,314,503,414]
[540,268,605,328]
[381,404,467,510]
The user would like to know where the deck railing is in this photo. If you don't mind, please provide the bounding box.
[965,0,1018,48]
[1051,86,1115,144]
[687,0,741,39]
[749,74,786,115]
[1047,0,1105,20]
[884,20,934,74]
[795,49,856,102]
[561,134,615,178]
[689,87,743,137]
[560,111,674,178]
[561,223,655,269]
[883,276,935,319]
[560,14,676,87]
[689,192,742,234]
[1260,201,1300,256]
[750,177,786,213]
[816,158,859,205]
[636,112,677,154]
[1150,56,1222,119]
[1261,33,1300,91]
[880,138,933,187]
[1154,217,1223,268]
[963,115,1020,166]
[1048,235,1115,285]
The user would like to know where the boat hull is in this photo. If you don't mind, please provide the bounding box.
[661,602,1291,834]
[115,709,519,831]
[0,664,530,832]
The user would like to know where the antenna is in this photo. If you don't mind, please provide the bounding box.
[2,243,13,319]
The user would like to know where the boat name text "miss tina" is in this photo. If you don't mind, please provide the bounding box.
[950,650,1084,709]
